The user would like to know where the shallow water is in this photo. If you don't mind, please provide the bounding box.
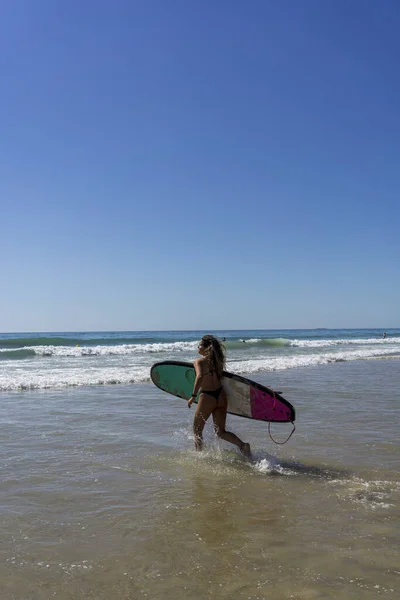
[1,359,399,599]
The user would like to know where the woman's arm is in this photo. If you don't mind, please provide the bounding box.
[188,359,204,407]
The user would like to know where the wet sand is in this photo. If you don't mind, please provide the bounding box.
[1,359,399,599]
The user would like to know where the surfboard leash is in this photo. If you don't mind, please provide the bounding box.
[268,420,296,444]
[268,388,296,444]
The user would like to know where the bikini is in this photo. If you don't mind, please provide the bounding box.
[199,366,224,405]
[199,386,223,401]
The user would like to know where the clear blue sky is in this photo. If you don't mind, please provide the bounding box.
[1,0,399,332]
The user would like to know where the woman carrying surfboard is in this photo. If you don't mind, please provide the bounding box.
[188,335,251,456]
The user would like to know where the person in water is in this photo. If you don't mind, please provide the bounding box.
[187,334,251,456]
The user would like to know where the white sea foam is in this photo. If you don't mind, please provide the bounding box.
[1,337,398,359]
[0,340,198,358]
[0,365,151,391]
[1,337,399,391]
[328,478,399,510]
[289,337,399,348]
[253,458,297,475]
[250,451,298,475]
[229,345,400,374]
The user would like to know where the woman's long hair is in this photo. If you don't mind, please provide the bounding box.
[200,335,226,379]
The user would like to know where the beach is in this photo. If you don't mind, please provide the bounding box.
[1,330,399,599]
[2,0,399,596]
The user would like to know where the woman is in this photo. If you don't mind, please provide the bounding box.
[188,335,251,456]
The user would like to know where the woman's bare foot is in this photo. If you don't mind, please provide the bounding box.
[240,442,251,457]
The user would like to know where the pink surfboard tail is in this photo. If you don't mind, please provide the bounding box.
[250,386,293,422]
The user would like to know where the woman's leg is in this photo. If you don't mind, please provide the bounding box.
[212,403,251,456]
[193,394,216,450]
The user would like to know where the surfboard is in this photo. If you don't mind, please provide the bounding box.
[150,361,295,423]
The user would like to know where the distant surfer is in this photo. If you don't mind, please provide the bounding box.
[188,335,251,456]
[383,332,387,339]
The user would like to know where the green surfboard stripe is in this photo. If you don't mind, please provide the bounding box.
[151,362,197,401]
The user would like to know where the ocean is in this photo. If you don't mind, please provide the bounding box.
[1,329,399,599]
[1,328,400,391]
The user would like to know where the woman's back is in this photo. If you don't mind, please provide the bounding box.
[195,356,221,391]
